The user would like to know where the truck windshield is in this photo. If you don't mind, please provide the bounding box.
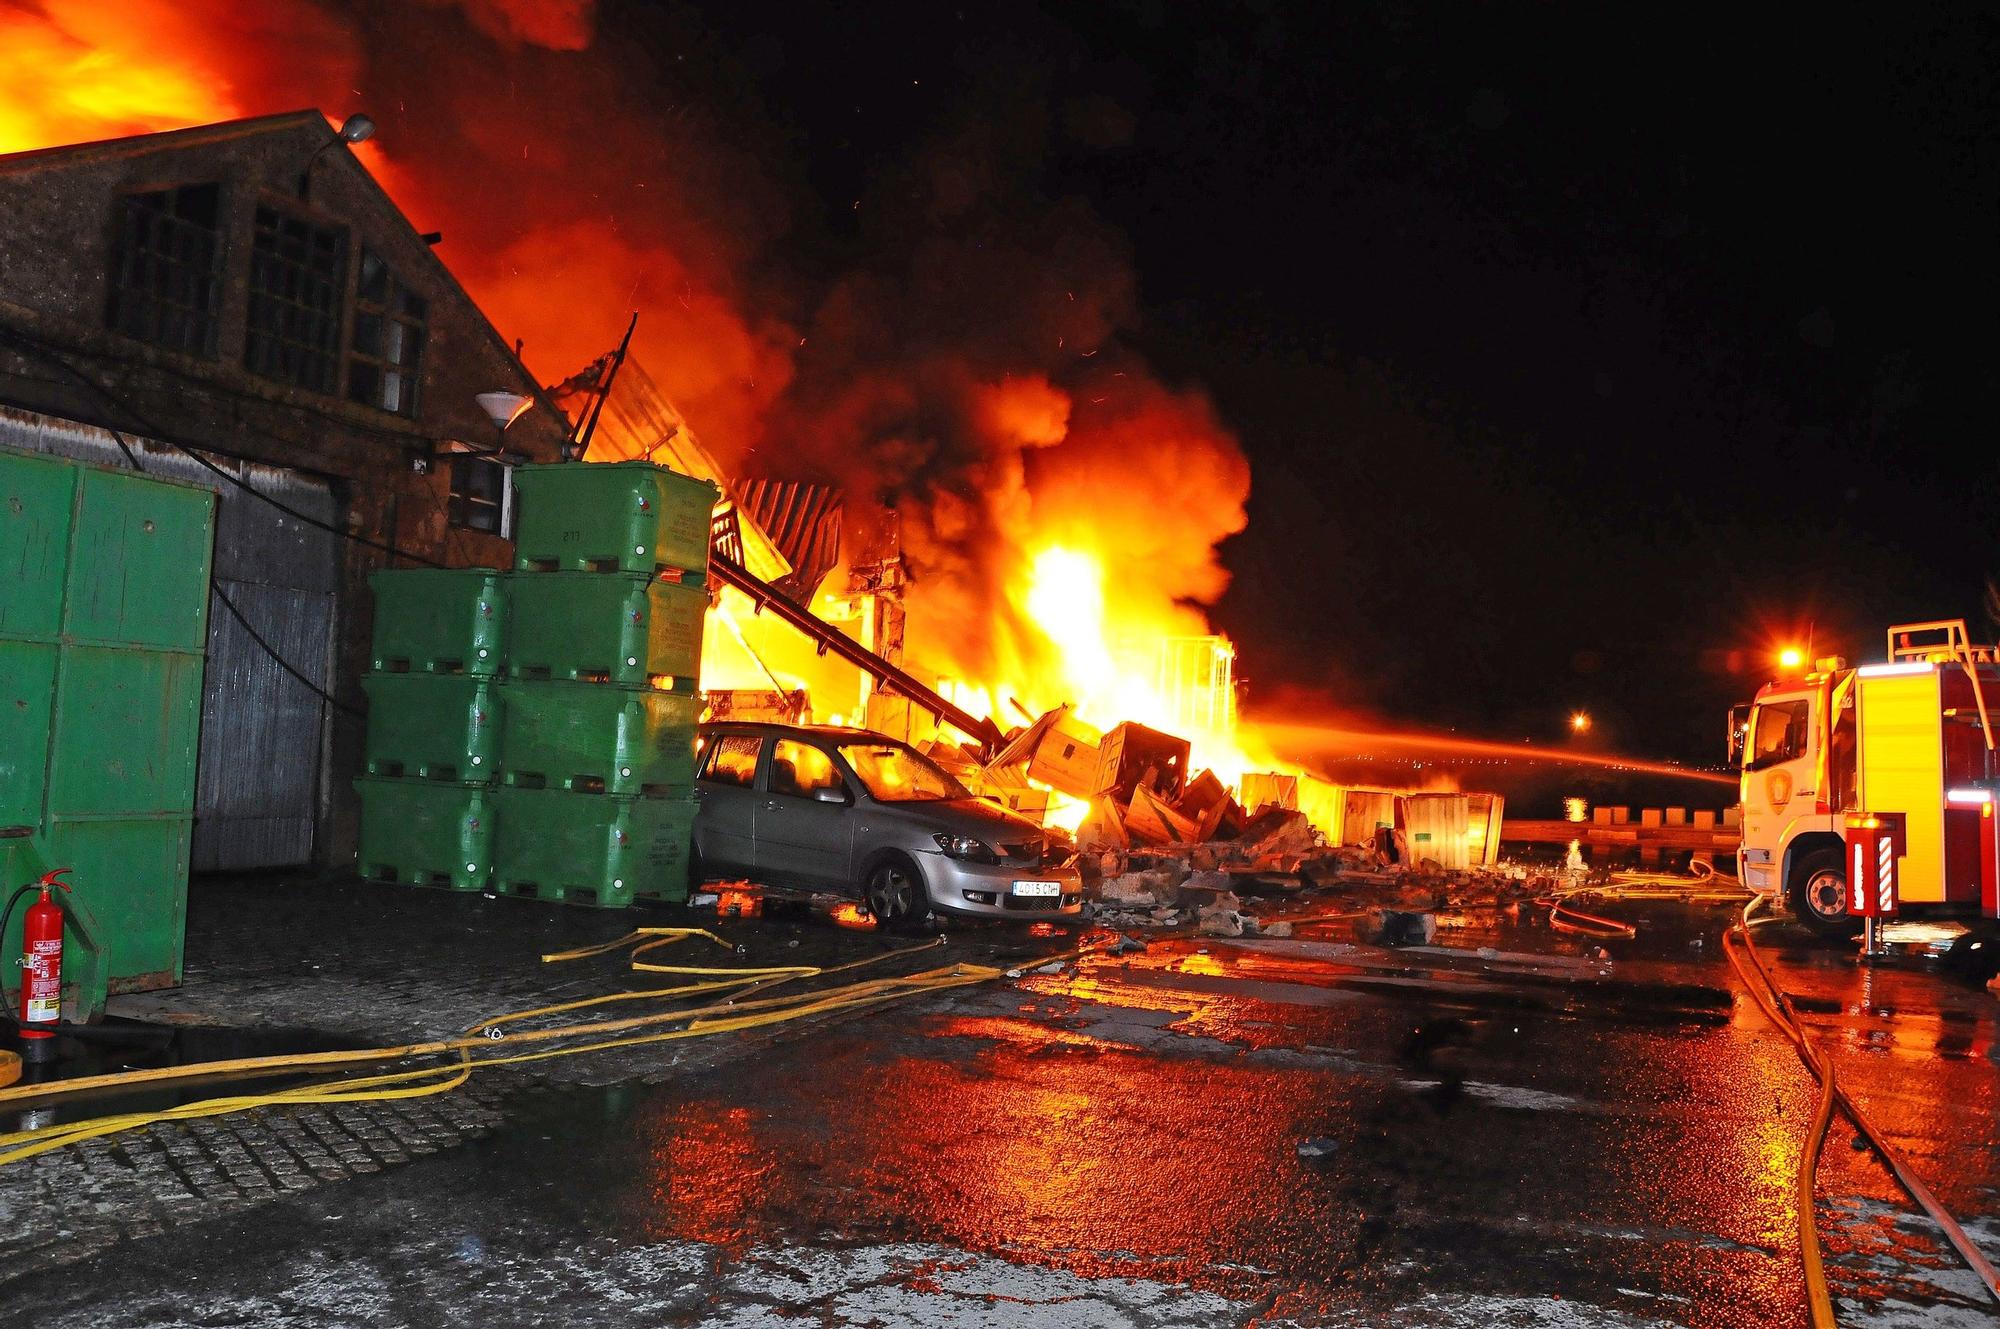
[1747,699,1810,770]
[838,741,969,803]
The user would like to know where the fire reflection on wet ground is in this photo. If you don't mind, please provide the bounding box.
[12,894,1998,1328]
[566,900,2000,1325]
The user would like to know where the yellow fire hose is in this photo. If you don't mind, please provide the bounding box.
[1725,897,2000,1324]
[0,928,1040,1169]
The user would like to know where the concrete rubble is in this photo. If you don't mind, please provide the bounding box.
[1079,804,1562,941]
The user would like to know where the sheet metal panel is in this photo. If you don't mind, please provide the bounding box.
[0,447,77,639]
[64,465,216,650]
[0,640,56,827]
[193,576,336,869]
[1401,793,1472,870]
[1858,670,1945,903]
[48,644,205,817]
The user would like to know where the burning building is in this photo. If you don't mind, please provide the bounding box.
[0,6,1513,865]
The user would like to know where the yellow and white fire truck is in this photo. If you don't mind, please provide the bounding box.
[1731,620,2000,937]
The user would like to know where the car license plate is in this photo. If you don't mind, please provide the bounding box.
[1011,880,1062,897]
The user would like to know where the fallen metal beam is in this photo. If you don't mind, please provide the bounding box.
[705,548,1005,755]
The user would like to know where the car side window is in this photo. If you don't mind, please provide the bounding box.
[770,739,846,801]
[700,735,763,789]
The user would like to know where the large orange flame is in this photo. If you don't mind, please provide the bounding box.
[0,3,240,153]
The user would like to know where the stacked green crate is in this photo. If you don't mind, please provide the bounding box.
[498,461,716,907]
[355,568,509,890]
[0,447,215,1002]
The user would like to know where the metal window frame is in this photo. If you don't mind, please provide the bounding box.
[445,451,515,539]
[346,247,427,417]
[104,181,225,357]
[244,198,351,394]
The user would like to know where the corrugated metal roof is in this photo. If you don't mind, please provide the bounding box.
[735,477,841,602]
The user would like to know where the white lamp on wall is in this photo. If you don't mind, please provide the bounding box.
[475,391,532,432]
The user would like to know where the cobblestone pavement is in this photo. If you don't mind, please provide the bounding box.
[0,873,1061,1291]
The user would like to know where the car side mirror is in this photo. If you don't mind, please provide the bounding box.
[813,786,850,805]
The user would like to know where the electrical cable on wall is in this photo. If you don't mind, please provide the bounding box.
[208,581,362,718]
[0,324,444,566]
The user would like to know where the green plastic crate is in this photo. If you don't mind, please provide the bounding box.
[512,461,718,577]
[0,640,56,827]
[369,567,509,676]
[46,645,206,817]
[360,674,501,781]
[492,788,695,907]
[354,777,496,890]
[63,464,216,652]
[498,680,701,795]
[508,573,706,686]
[0,448,78,641]
[1,814,191,1000]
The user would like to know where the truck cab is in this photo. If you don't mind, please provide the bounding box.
[1733,672,1850,931]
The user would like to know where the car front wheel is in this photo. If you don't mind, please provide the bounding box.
[862,857,930,931]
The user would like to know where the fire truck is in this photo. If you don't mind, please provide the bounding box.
[1731,620,2000,938]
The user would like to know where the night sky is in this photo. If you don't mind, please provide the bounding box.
[618,2,2000,766]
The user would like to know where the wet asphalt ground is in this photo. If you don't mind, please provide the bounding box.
[4,877,2000,1327]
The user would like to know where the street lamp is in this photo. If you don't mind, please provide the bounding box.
[299,113,377,200]
[1570,711,1592,734]
[1777,646,1805,671]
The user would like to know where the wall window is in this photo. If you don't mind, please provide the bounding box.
[106,183,223,355]
[348,249,426,415]
[245,205,347,392]
[448,454,511,536]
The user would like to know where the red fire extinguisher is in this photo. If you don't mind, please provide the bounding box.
[18,868,70,1053]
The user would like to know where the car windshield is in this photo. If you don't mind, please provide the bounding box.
[838,740,968,803]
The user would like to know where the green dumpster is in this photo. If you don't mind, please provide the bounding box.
[491,787,695,907]
[369,567,509,676]
[508,573,707,686]
[498,679,701,795]
[0,445,214,1003]
[360,674,502,782]
[512,461,718,577]
[354,777,497,890]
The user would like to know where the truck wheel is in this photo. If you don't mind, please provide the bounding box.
[1790,849,1854,939]
[862,856,931,932]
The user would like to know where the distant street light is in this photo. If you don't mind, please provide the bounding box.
[1570,711,1592,734]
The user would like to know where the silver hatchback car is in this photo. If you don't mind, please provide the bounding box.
[691,722,1083,924]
